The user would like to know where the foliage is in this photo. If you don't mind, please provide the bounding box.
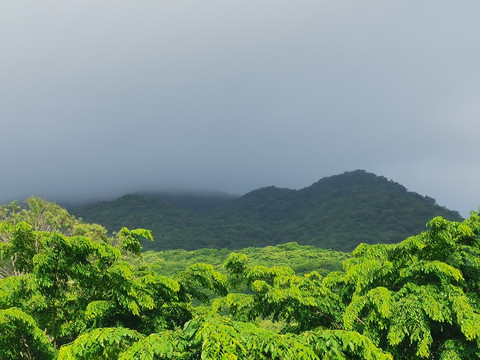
[0,197,112,278]
[211,213,480,359]
[0,220,205,354]
[57,327,143,360]
[135,242,348,278]
[0,307,56,360]
[118,227,153,255]
[337,212,480,359]
[0,197,77,235]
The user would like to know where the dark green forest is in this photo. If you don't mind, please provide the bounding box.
[71,170,462,252]
[2,195,480,359]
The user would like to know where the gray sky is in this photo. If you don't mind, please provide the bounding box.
[1,1,479,217]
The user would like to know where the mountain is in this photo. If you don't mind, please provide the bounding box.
[70,170,463,252]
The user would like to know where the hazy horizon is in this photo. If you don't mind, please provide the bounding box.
[2,169,466,219]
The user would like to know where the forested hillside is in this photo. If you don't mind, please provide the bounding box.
[71,170,462,251]
[135,242,349,278]
[2,197,480,359]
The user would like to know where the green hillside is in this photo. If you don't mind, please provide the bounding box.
[132,242,349,278]
[70,170,463,251]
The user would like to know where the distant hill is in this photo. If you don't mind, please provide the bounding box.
[70,170,463,252]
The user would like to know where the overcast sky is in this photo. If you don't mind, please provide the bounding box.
[1,1,479,217]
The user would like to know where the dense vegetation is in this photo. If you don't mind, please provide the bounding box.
[2,198,480,359]
[71,170,462,252]
[137,242,349,278]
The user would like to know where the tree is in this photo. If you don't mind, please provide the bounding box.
[0,197,110,278]
[0,307,56,360]
[0,218,228,358]
[338,212,480,359]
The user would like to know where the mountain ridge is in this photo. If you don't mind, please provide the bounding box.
[70,170,463,251]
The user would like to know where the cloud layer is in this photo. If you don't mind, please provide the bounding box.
[1,1,479,216]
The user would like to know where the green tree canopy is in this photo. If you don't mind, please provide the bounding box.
[1,198,480,359]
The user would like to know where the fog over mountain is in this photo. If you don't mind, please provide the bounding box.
[70,170,463,252]
[1,1,480,217]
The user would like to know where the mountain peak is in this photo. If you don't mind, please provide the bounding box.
[71,171,462,252]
